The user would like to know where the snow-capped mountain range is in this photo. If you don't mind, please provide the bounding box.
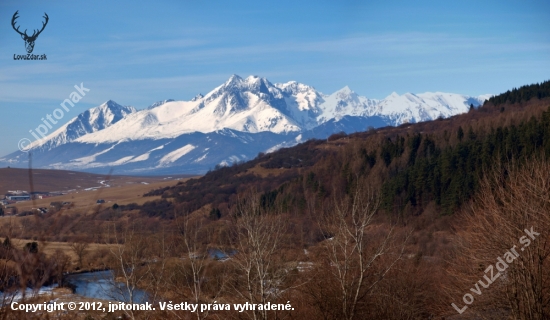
[29,102,137,150]
[1,75,491,174]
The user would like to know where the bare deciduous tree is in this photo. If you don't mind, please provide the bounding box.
[52,249,71,287]
[70,242,89,269]
[229,190,288,320]
[443,159,550,319]
[317,186,409,320]
[105,221,170,320]
[168,211,227,320]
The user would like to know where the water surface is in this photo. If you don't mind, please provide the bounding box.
[65,270,149,303]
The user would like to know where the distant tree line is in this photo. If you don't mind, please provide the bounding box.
[488,79,550,105]
[381,107,550,215]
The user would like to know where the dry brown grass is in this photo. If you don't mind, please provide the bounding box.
[234,163,292,178]
[8,238,117,263]
[0,168,194,194]
[0,168,108,194]
[12,177,194,213]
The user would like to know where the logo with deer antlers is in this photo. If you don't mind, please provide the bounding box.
[11,11,49,54]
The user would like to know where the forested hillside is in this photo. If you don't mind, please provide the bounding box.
[487,80,550,105]
[380,108,550,215]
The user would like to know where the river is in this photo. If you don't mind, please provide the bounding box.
[65,270,149,303]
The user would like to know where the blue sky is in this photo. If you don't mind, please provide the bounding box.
[0,0,549,156]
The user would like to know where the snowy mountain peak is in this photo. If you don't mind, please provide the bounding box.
[148,99,175,109]
[245,75,261,82]
[337,85,352,93]
[333,86,358,99]
[225,74,244,86]
[191,94,204,102]
[387,92,401,99]
[97,100,134,113]
[212,74,269,98]
[94,101,136,119]
[79,75,487,143]
[27,100,136,151]
[276,81,317,96]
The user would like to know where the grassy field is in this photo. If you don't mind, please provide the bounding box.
[3,171,196,213]
[8,238,117,263]
[0,170,198,253]
[13,179,178,212]
[0,167,193,193]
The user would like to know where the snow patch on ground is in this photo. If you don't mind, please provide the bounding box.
[129,145,165,163]
[110,156,134,166]
[158,144,196,166]
[194,153,208,163]
[71,144,117,165]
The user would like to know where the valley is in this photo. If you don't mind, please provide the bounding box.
[2,1,547,318]
[0,81,548,319]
